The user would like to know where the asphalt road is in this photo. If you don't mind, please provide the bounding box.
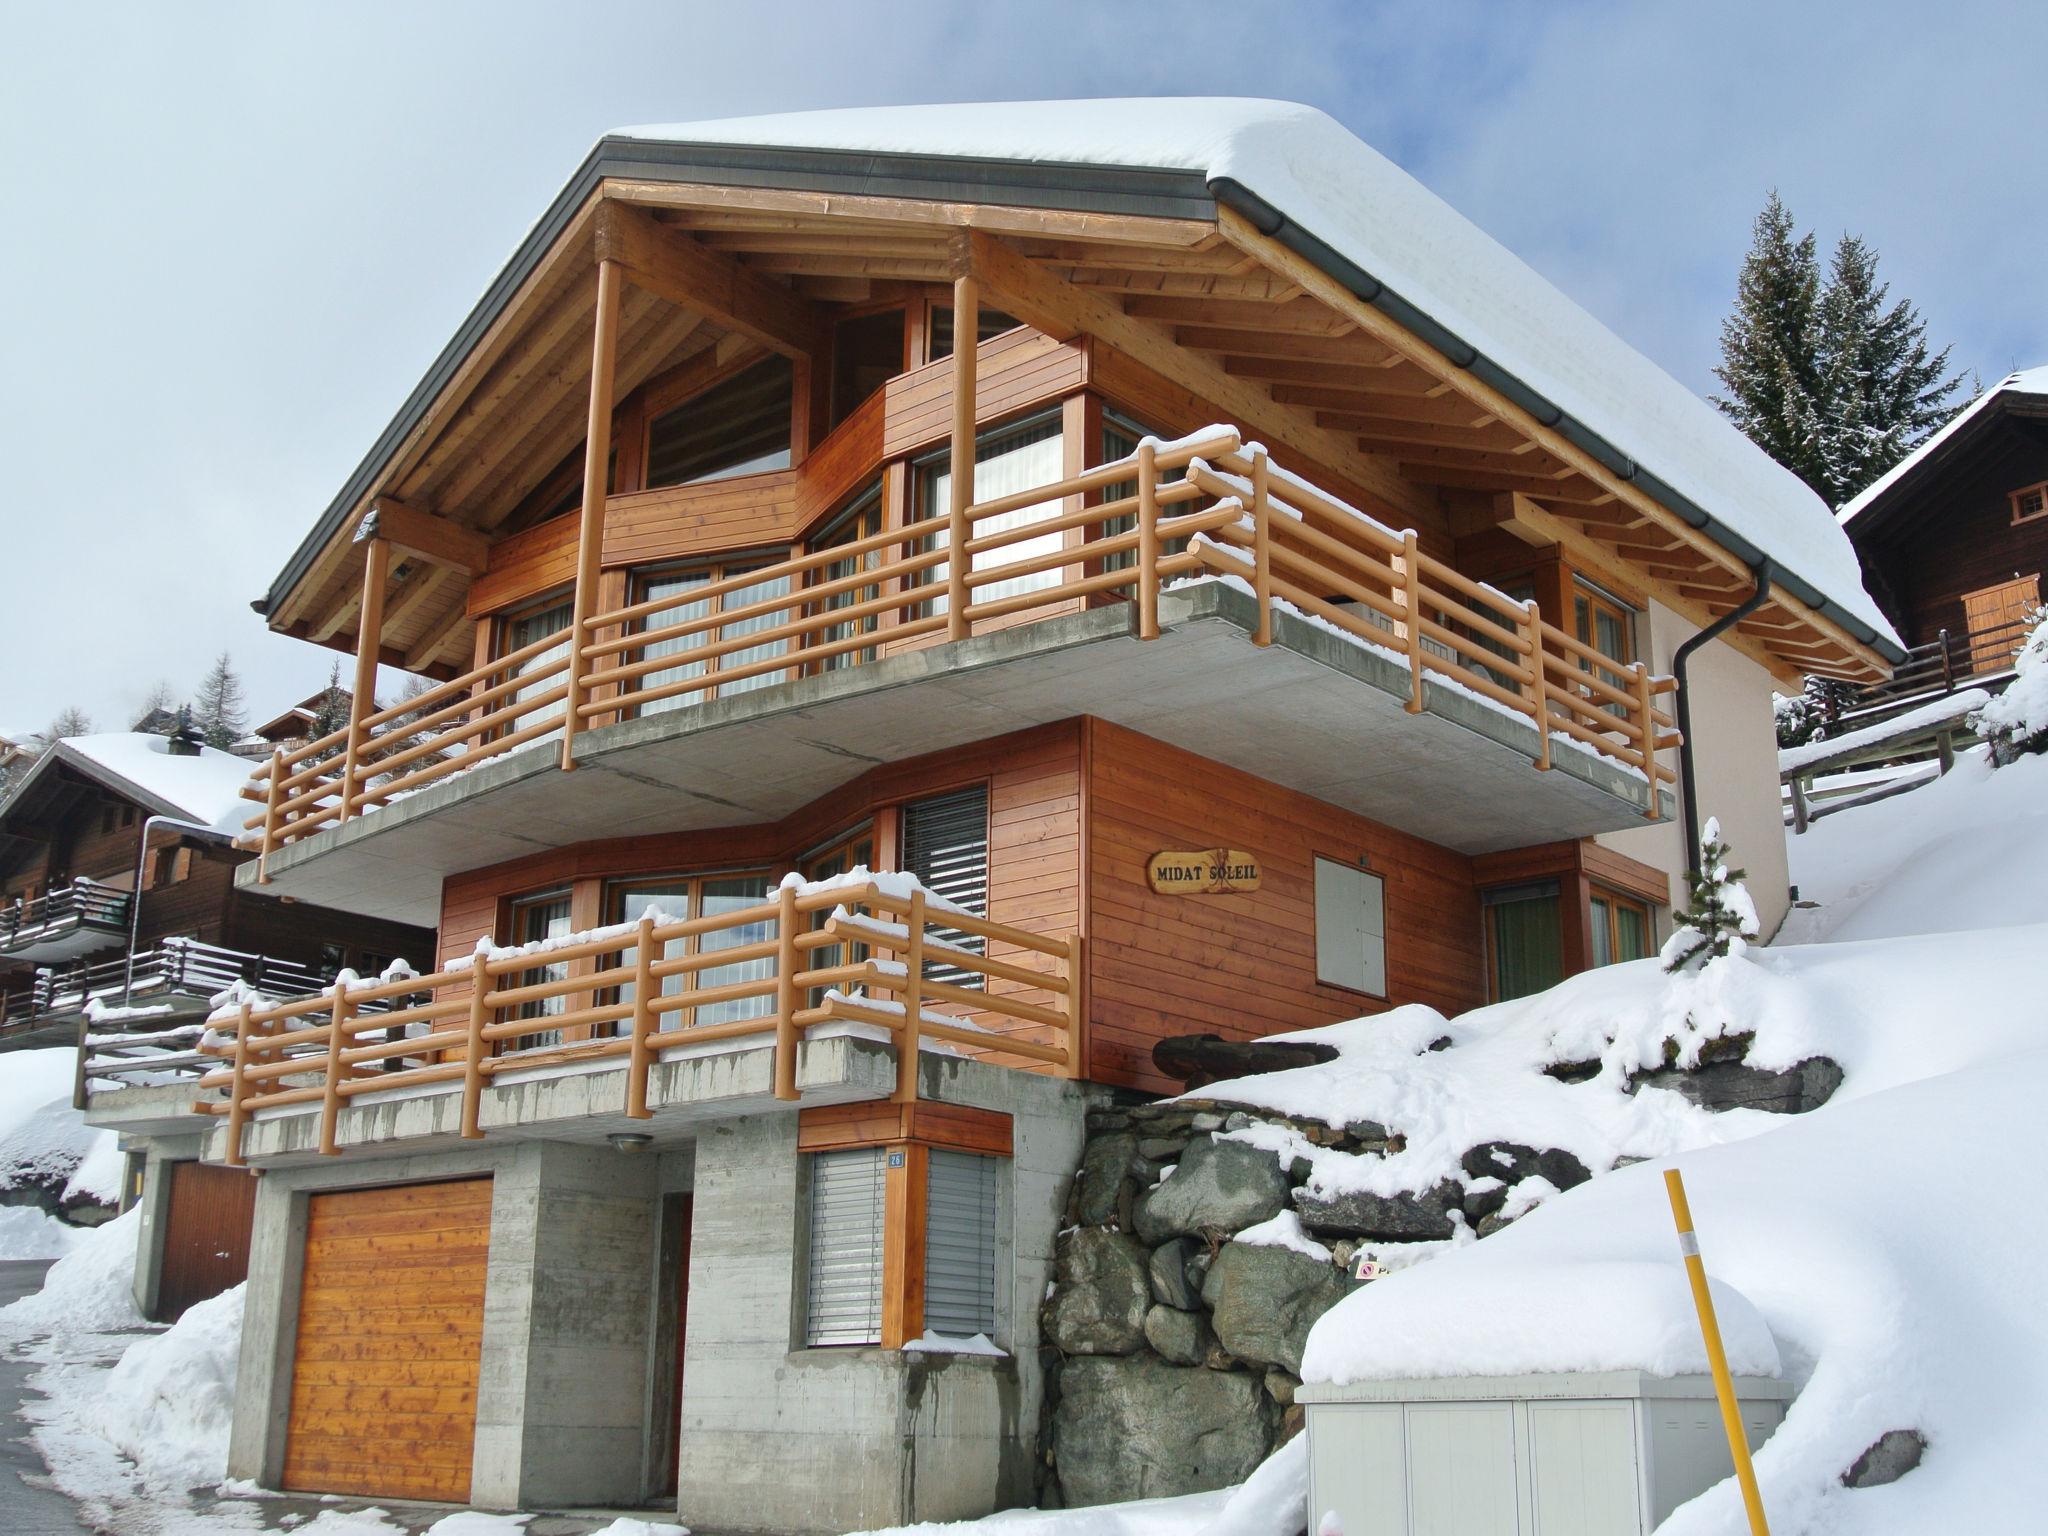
[0,1258,92,1534]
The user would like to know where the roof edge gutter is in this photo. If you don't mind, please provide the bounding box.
[1206,176,1906,667]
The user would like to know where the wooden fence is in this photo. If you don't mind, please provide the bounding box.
[240,427,1679,858]
[192,874,1078,1165]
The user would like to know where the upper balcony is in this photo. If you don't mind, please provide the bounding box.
[0,879,131,962]
[237,427,1681,923]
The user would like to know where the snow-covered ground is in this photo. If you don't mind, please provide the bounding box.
[0,1046,120,1258]
[5,749,2043,1534]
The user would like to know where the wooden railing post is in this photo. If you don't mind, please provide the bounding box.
[561,256,624,772]
[459,957,489,1140]
[1136,440,1162,641]
[774,882,800,1101]
[257,748,283,883]
[1632,661,1659,820]
[1524,600,1551,772]
[339,534,390,824]
[1396,529,1425,713]
[1789,772,1811,835]
[894,890,926,1104]
[223,1000,253,1167]
[318,989,350,1156]
[1251,449,1273,647]
[1062,932,1085,1079]
[946,270,979,643]
[1938,627,1955,693]
[626,912,657,1119]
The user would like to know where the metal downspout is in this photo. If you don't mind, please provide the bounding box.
[124,815,213,1003]
[1672,561,1773,878]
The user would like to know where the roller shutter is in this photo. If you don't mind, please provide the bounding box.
[805,1148,887,1346]
[900,786,989,990]
[923,1150,999,1339]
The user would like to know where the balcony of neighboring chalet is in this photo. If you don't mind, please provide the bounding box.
[0,879,130,963]
[235,184,1890,926]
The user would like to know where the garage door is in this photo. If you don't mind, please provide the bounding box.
[156,1161,256,1322]
[283,1178,492,1501]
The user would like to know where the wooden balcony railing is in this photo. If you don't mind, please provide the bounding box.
[192,871,1078,1165]
[241,427,1678,860]
[0,878,131,952]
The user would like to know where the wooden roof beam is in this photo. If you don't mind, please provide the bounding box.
[595,199,829,361]
[362,498,489,573]
[958,230,1434,522]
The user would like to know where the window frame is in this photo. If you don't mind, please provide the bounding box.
[1588,885,1655,968]
[801,481,886,674]
[601,868,777,1032]
[2011,479,2048,526]
[622,552,798,716]
[909,410,1066,619]
[502,886,574,1053]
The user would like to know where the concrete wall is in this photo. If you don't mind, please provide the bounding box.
[675,1055,1096,1534]
[225,1138,668,1510]
[1598,601,1793,938]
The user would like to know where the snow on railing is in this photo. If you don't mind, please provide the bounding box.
[193,869,1079,1164]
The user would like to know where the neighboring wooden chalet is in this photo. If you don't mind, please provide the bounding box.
[1839,367,2048,687]
[85,101,1899,1530]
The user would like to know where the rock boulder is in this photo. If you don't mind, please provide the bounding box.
[1045,1227,1150,1356]
[1053,1356,1277,1505]
[1201,1239,1349,1374]
[1133,1136,1290,1244]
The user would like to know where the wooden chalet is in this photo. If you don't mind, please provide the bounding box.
[1839,366,2048,696]
[84,101,1900,1530]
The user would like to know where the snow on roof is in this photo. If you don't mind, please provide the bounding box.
[1838,365,2048,526]
[617,99,1897,647]
[26,734,255,837]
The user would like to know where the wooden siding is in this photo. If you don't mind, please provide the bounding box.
[881,327,1088,461]
[156,1160,256,1323]
[282,1178,492,1503]
[1084,719,1485,1093]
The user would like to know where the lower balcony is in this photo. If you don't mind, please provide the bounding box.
[238,430,1678,925]
[0,879,131,963]
[98,872,1076,1166]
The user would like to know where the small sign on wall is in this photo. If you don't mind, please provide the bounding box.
[1146,849,1262,895]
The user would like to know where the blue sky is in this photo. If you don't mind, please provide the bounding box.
[2,0,2041,736]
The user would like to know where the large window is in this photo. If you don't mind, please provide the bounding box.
[626,558,793,715]
[501,593,573,733]
[1483,881,1563,1003]
[606,872,777,1029]
[901,786,989,991]
[804,483,883,673]
[506,889,573,1052]
[1573,579,1637,716]
[917,416,1065,616]
[926,305,1020,363]
[645,355,794,489]
[1313,857,1387,996]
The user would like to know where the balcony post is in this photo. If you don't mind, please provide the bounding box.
[626,911,656,1120]
[774,881,799,1101]
[257,747,283,883]
[318,988,350,1156]
[561,257,625,771]
[338,533,391,824]
[893,889,925,1105]
[1633,660,1659,820]
[1523,599,1551,772]
[1396,529,1426,713]
[223,1000,253,1167]
[1251,450,1274,647]
[1136,440,1161,641]
[947,270,978,642]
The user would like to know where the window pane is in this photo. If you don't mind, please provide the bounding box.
[613,882,693,1005]
[1487,892,1562,1001]
[646,356,794,488]
[922,419,1064,613]
[1614,901,1649,962]
[718,566,793,694]
[1589,895,1614,968]
[902,787,989,990]
[807,485,882,671]
[695,876,775,1025]
[511,893,573,1051]
[633,571,711,717]
[505,599,572,733]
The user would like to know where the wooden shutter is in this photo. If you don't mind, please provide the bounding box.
[1960,575,2039,674]
[900,786,990,989]
[805,1147,887,1346]
[923,1149,999,1340]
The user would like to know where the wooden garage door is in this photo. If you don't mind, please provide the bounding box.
[283,1178,492,1502]
[157,1160,256,1322]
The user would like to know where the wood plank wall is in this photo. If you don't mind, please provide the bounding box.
[1083,719,1486,1093]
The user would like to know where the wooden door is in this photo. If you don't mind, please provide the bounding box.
[1961,574,2039,673]
[654,1192,693,1495]
[283,1178,493,1502]
[156,1161,257,1322]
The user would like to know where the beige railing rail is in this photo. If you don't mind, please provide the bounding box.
[193,872,1079,1165]
[242,426,1677,856]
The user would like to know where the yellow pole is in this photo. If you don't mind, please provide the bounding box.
[1664,1168,1771,1536]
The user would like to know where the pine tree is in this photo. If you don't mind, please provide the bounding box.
[1662,820,1761,972]
[38,706,92,745]
[309,659,350,739]
[192,652,248,750]
[1713,191,1826,493]
[1809,234,1966,504]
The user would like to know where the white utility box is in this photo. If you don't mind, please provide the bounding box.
[1297,1371,1792,1536]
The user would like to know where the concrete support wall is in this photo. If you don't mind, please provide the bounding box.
[676,1056,1095,1534]
[128,1131,206,1320]
[1598,600,1793,938]
[225,1138,666,1510]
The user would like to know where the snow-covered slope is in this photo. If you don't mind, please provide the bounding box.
[0,1045,119,1258]
[618,100,1893,648]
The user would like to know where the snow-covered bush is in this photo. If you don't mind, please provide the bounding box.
[1976,607,2048,764]
[1661,819,1759,972]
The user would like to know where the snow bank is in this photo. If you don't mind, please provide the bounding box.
[0,1203,87,1259]
[0,1203,144,1336]
[0,1046,113,1190]
[93,1283,245,1491]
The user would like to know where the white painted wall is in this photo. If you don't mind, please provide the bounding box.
[1597,601,1791,940]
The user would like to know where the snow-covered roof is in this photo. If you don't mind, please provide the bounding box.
[615,99,1896,650]
[1,734,254,838]
[1838,365,2048,527]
